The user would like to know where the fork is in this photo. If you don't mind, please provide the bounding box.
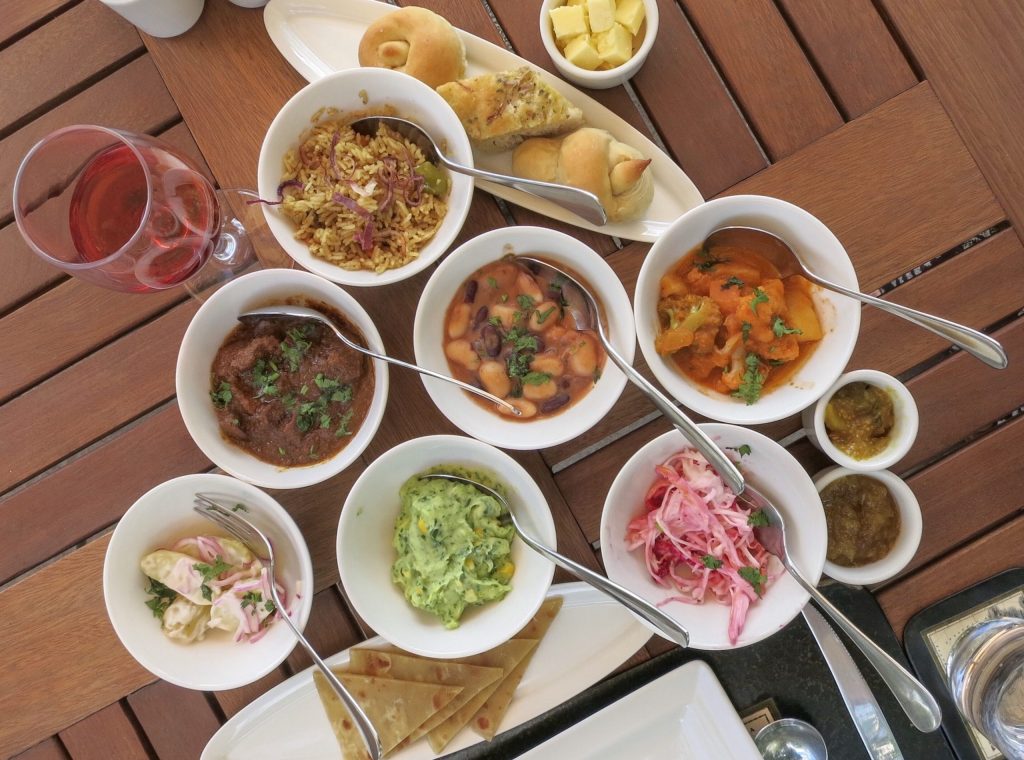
[193,494,383,760]
[743,489,942,733]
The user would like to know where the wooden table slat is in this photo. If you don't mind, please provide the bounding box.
[0,0,79,48]
[11,738,69,760]
[679,0,842,160]
[127,681,221,760]
[0,0,142,135]
[212,667,288,720]
[776,0,917,119]
[285,585,363,672]
[58,701,149,760]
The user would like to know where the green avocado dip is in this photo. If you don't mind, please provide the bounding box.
[391,466,516,629]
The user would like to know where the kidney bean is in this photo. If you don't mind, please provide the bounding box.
[482,325,501,357]
[540,393,570,413]
[464,279,478,303]
[471,305,489,329]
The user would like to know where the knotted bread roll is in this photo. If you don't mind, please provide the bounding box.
[511,127,653,223]
[358,7,466,89]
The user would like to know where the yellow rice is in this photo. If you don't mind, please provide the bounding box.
[279,109,448,273]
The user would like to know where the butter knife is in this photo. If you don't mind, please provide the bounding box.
[804,604,904,760]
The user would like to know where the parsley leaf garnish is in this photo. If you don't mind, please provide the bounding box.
[700,554,723,570]
[750,288,769,310]
[231,502,248,512]
[534,305,556,324]
[721,276,745,289]
[280,326,313,372]
[522,371,552,386]
[144,579,177,619]
[193,556,231,601]
[250,359,280,398]
[516,294,535,311]
[241,591,262,610]
[488,315,503,328]
[772,316,802,338]
[741,321,752,343]
[315,374,353,403]
[732,353,765,405]
[335,409,355,437]
[747,509,769,527]
[210,381,233,409]
[739,566,767,597]
[728,444,752,457]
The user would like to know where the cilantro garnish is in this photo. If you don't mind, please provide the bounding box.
[315,373,353,403]
[210,381,233,409]
[750,288,769,310]
[241,591,262,610]
[335,409,355,437]
[534,305,556,324]
[772,316,802,338]
[516,294,535,311]
[280,326,312,372]
[739,566,767,597]
[732,353,765,405]
[700,554,723,570]
[747,509,769,527]
[488,315,503,328]
[193,556,231,601]
[728,444,752,457]
[144,578,177,619]
[231,503,248,512]
[522,371,552,386]
[250,359,280,398]
[741,321,752,343]
[721,276,745,289]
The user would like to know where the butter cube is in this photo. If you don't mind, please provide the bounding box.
[615,0,646,35]
[550,5,587,40]
[564,34,602,70]
[586,0,616,33]
[596,22,633,67]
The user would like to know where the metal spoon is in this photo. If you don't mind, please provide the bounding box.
[238,305,521,416]
[704,226,1008,370]
[421,472,690,648]
[755,718,829,760]
[749,497,942,732]
[349,116,608,226]
[515,255,745,495]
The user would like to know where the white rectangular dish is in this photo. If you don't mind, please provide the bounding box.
[519,659,762,759]
[262,0,704,243]
[201,582,651,759]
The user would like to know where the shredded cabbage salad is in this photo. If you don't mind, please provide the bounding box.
[625,449,780,644]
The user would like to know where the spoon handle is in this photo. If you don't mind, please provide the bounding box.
[439,158,608,227]
[787,565,942,732]
[809,275,1007,370]
[514,526,690,648]
[600,339,746,495]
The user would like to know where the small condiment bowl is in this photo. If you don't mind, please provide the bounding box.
[257,67,473,287]
[814,466,922,586]
[103,473,314,691]
[337,434,556,659]
[634,195,861,425]
[802,369,919,472]
[413,226,633,450]
[175,268,389,489]
[539,0,659,90]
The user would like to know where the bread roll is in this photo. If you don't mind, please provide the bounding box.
[512,127,653,222]
[359,7,466,89]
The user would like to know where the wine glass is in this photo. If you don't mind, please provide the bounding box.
[13,124,285,298]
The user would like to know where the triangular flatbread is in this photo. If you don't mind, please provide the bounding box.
[471,596,564,740]
[426,638,537,752]
[347,648,503,746]
[312,670,461,760]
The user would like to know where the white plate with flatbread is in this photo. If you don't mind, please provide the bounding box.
[201,583,651,759]
[263,0,704,243]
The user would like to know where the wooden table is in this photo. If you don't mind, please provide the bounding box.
[2,0,1023,756]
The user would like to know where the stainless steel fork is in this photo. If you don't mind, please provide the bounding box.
[193,493,383,760]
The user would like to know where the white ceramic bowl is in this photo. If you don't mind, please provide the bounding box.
[337,435,557,658]
[176,268,389,489]
[600,424,827,650]
[814,466,922,585]
[539,0,659,89]
[413,226,633,450]
[634,195,861,425]
[802,369,919,471]
[103,473,314,690]
[257,67,473,287]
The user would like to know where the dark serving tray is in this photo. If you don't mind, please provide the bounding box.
[448,584,955,759]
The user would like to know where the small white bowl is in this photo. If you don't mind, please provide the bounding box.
[802,369,919,471]
[257,67,473,287]
[103,473,314,690]
[600,424,827,650]
[176,268,389,489]
[540,0,659,90]
[413,226,633,450]
[337,435,557,659]
[814,466,922,585]
[634,195,861,425]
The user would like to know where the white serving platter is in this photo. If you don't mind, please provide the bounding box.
[519,660,762,759]
[201,582,651,759]
[263,0,704,243]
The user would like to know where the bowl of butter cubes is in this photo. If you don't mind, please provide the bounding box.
[540,0,658,89]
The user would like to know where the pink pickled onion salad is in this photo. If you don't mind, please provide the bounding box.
[624,448,781,644]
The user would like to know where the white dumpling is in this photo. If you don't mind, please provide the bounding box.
[140,550,208,605]
[161,597,212,643]
[215,537,255,567]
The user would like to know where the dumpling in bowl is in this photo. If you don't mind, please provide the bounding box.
[161,597,212,643]
[140,549,210,605]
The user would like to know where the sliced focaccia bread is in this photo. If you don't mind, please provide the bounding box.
[436,66,584,152]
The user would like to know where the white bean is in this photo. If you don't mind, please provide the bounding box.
[490,303,518,328]
[516,271,544,302]
[445,339,480,371]
[568,333,598,377]
[478,360,512,398]
[530,355,564,377]
[447,303,471,339]
[528,300,559,332]
[522,378,558,401]
[499,398,537,418]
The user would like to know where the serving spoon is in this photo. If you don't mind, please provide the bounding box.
[348,116,609,226]
[704,226,1008,370]
[748,496,942,732]
[515,255,745,495]
[421,472,690,648]
[238,305,521,416]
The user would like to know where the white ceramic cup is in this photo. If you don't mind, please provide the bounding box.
[100,0,204,37]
